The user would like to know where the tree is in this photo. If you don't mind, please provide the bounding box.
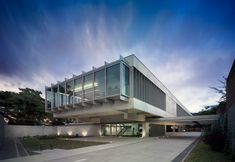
[0,88,51,125]
[193,77,227,116]
[210,76,227,102]
[193,105,218,116]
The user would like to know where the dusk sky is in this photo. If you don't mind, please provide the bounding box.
[0,0,235,112]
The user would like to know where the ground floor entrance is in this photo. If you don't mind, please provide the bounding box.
[101,123,190,137]
[101,123,141,136]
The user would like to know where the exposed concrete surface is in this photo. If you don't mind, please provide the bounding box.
[5,125,101,138]
[0,132,201,162]
[0,138,28,160]
[0,114,5,148]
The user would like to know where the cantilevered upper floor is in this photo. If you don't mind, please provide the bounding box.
[45,55,191,123]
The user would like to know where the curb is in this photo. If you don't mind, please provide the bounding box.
[172,135,201,162]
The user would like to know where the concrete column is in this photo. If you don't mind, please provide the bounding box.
[149,124,166,137]
[116,124,118,136]
[164,124,167,135]
[75,118,79,123]
[142,123,149,138]
[172,125,176,134]
[110,124,112,136]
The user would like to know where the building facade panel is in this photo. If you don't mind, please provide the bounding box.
[166,95,177,116]
[227,60,235,110]
[106,63,120,96]
[177,104,190,117]
[133,68,166,111]
[125,55,191,116]
[94,69,106,99]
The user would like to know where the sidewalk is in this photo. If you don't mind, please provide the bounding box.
[0,137,151,162]
[0,133,201,162]
[0,138,29,160]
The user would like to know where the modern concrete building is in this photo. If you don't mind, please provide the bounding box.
[45,55,193,137]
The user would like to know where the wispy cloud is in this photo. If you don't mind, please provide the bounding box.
[0,0,234,112]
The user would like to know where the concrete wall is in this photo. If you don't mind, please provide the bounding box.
[226,59,235,153]
[177,104,190,117]
[166,95,177,116]
[0,114,5,147]
[133,68,166,111]
[5,124,101,138]
[227,104,235,153]
[149,124,165,137]
[125,55,191,116]
[57,125,101,137]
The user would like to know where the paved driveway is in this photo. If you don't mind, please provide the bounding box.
[1,132,201,162]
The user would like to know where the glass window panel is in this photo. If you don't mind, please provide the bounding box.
[46,88,52,109]
[66,80,74,104]
[59,83,66,106]
[94,69,105,99]
[59,83,65,93]
[52,86,58,107]
[107,64,120,96]
[122,64,130,96]
[74,78,82,103]
[84,74,94,101]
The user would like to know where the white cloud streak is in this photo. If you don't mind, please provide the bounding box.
[0,2,233,114]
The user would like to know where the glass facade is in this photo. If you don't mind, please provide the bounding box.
[107,64,120,96]
[84,74,94,101]
[46,88,52,109]
[52,86,58,107]
[74,77,83,104]
[46,61,130,109]
[121,64,129,96]
[58,83,67,106]
[66,80,74,104]
[94,69,105,99]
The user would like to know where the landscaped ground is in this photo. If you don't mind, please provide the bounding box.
[185,140,233,162]
[21,137,107,155]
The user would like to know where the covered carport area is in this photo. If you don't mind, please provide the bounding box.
[143,115,219,137]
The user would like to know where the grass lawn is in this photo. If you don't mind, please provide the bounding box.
[185,140,233,162]
[21,137,107,154]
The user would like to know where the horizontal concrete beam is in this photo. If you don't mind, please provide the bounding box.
[147,115,219,124]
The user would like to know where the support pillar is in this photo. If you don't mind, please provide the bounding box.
[110,124,112,136]
[142,123,149,138]
[172,125,176,134]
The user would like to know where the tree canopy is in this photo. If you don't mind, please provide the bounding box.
[0,88,51,125]
[193,76,227,116]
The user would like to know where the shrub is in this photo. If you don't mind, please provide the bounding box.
[38,135,57,139]
[204,129,225,152]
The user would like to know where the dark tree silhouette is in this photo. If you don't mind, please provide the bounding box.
[210,76,227,102]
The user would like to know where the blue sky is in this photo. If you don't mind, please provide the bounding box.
[0,0,234,112]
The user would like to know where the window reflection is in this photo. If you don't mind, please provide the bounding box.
[58,83,66,106]
[66,80,74,104]
[122,64,130,96]
[84,74,94,101]
[46,61,128,109]
[107,64,120,96]
[52,86,58,107]
[74,78,82,103]
[95,69,105,99]
[46,88,52,109]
